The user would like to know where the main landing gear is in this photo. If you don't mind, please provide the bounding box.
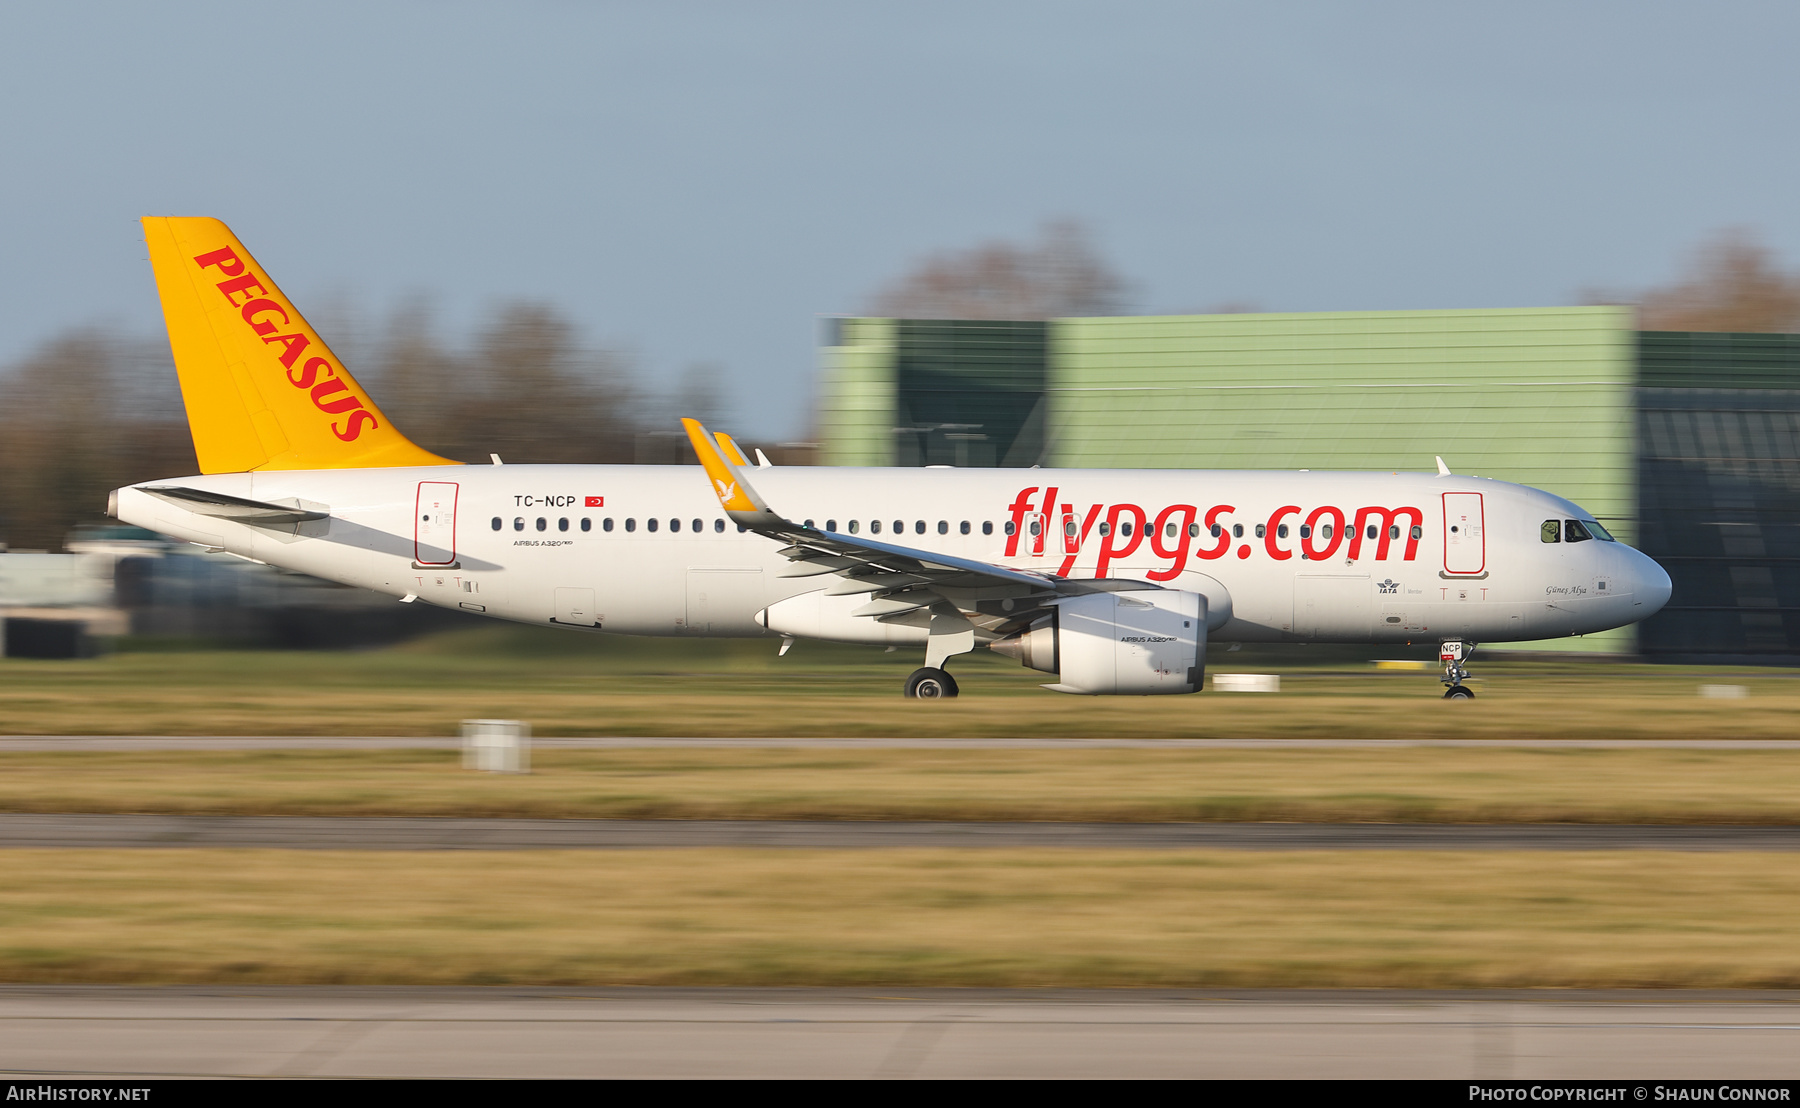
[904,667,960,699]
[1440,640,1477,700]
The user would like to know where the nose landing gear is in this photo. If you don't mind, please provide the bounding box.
[1440,640,1477,700]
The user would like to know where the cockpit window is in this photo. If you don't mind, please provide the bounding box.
[1541,520,1560,544]
[1564,519,1593,543]
[1584,519,1617,542]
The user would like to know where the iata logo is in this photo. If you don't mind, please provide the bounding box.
[1378,578,1399,594]
[192,246,379,442]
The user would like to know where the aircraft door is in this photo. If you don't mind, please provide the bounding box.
[1442,492,1485,575]
[1293,575,1373,639]
[415,481,458,566]
[554,587,598,627]
[686,568,765,635]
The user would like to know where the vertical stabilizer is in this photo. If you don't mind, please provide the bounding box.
[141,216,456,473]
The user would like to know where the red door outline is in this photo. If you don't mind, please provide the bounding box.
[1441,491,1485,574]
[415,481,459,565]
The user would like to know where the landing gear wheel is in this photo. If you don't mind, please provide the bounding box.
[904,667,959,699]
[1438,640,1478,700]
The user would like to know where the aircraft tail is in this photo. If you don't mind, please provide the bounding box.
[141,216,456,473]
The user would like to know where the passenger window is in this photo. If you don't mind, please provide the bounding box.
[1065,518,1078,537]
[826,519,837,532]
[737,524,747,533]
[714,519,725,533]
[647,518,658,533]
[1030,520,1042,537]
[536,517,547,532]
[849,520,860,534]
[938,521,948,535]
[1190,523,1200,538]
[1167,522,1178,538]
[667,518,678,533]
[1541,520,1561,543]
[1321,523,1333,541]
[871,520,882,534]
[1277,523,1289,539]
[603,518,614,532]
[1233,523,1244,538]
[1120,521,1131,538]
[558,518,569,532]
[1003,521,1014,536]
[1410,525,1422,540]
[692,519,702,533]
[915,520,925,534]
[803,519,814,529]
[1564,519,1593,543]
[514,517,525,531]
[1255,524,1266,538]
[625,518,636,532]
[1367,524,1378,541]
[961,521,971,535]
[894,520,903,534]
[1210,523,1222,538]
[1389,525,1399,540]
[1299,524,1311,539]
[581,518,591,532]
[491,517,502,531]
[1099,521,1111,537]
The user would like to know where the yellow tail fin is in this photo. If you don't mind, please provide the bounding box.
[142,216,456,473]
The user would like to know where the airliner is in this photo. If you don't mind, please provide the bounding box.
[109,218,1672,699]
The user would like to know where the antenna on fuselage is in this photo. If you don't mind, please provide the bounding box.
[1435,456,1452,476]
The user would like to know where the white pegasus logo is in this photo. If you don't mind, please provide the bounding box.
[714,478,737,503]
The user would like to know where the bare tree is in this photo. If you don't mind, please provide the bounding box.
[1638,230,1800,333]
[362,301,646,465]
[868,219,1127,319]
[0,330,194,550]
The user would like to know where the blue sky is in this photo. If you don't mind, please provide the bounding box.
[3,1,1798,437]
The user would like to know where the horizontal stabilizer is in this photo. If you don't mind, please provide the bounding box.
[140,485,328,526]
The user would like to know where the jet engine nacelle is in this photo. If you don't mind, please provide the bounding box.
[991,589,1205,695]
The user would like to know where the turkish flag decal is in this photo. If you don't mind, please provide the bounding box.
[585,496,603,508]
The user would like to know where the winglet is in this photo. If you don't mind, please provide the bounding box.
[1435,456,1452,476]
[715,432,752,467]
[682,418,781,527]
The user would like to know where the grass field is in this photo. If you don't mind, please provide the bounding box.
[6,746,1800,823]
[2,847,1798,988]
[0,626,1796,739]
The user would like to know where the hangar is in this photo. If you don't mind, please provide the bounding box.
[819,308,1799,660]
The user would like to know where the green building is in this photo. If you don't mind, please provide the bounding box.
[819,309,1800,659]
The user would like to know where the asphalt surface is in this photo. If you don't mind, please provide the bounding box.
[4,813,1800,850]
[5,735,1800,750]
[2,987,1798,1078]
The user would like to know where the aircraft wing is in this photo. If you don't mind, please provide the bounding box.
[139,485,328,527]
[681,419,1134,630]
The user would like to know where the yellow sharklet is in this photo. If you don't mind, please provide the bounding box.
[682,418,761,513]
[714,431,752,468]
[142,216,456,473]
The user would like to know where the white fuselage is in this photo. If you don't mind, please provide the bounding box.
[115,465,1671,647]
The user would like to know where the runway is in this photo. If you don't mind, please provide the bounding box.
[5,735,1800,751]
[2,986,1797,1078]
[4,813,1799,850]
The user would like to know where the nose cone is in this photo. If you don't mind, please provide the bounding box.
[1633,549,1672,617]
